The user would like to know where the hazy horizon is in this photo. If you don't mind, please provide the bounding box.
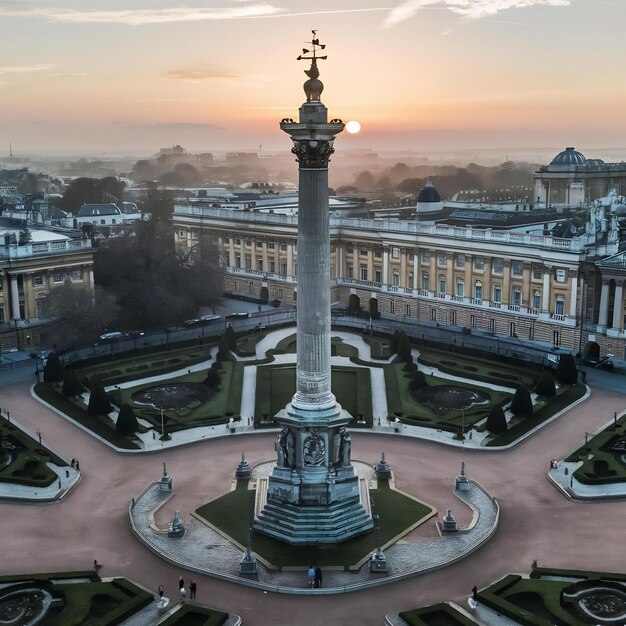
[1,0,625,154]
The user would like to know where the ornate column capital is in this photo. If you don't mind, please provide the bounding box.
[291,140,335,168]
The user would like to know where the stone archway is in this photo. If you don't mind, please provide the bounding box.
[584,341,600,361]
[348,293,361,315]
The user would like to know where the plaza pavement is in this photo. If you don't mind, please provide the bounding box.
[1,373,625,626]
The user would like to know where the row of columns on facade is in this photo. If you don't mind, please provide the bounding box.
[598,279,625,332]
[3,269,95,321]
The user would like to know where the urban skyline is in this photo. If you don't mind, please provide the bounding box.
[1,0,625,153]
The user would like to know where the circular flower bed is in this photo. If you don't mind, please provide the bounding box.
[412,385,490,414]
[0,586,53,625]
[132,383,212,410]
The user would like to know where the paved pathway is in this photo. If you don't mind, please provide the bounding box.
[1,376,625,625]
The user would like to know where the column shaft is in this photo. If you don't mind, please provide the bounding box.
[598,281,610,328]
[611,281,624,331]
[10,274,21,319]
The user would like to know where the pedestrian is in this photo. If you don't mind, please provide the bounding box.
[307,565,315,589]
[472,585,478,600]
[70,459,75,468]
[178,576,184,592]
[180,586,186,602]
[94,559,101,571]
[158,585,164,599]
[75,460,80,471]
[190,580,197,599]
[314,566,322,588]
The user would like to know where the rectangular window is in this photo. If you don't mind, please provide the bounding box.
[392,272,400,287]
[456,254,465,268]
[245,240,251,247]
[475,283,483,300]
[111,219,116,224]
[421,251,430,264]
[532,264,542,280]
[280,243,287,251]
[280,262,287,275]
[256,241,263,249]
[438,277,446,293]
[278,288,284,298]
[360,266,368,281]
[347,264,354,279]
[224,237,230,244]
[450,311,456,325]
[245,256,251,270]
[36,299,46,318]
[268,242,275,249]
[71,270,82,282]
[533,292,541,309]
[392,247,400,259]
[53,271,64,283]
[269,261,275,273]
[347,246,354,254]
[0,307,4,324]
[456,281,464,297]
[33,274,44,287]
[235,238,241,246]
[431,309,437,321]
[553,330,561,347]
[555,298,565,315]
[405,304,410,316]
[512,262,523,277]
[470,314,476,328]
[512,289,522,306]
[235,255,241,268]
[555,269,567,283]
[390,300,395,314]
[257,260,263,272]
[489,319,496,334]
[360,248,367,256]
[493,286,502,303]
[374,267,382,283]
[474,257,484,271]
[491,258,503,274]
[374,250,382,259]
[510,322,516,337]
[437,253,447,267]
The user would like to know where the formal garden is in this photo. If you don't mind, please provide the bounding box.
[196,478,435,569]
[399,602,479,626]
[0,417,67,487]
[566,411,626,485]
[477,567,626,626]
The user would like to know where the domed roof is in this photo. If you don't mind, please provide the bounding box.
[417,181,441,203]
[550,147,587,168]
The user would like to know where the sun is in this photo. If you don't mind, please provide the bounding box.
[345,120,361,134]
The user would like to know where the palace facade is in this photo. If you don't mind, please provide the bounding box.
[173,204,626,361]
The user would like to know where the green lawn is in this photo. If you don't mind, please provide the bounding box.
[0,574,152,626]
[0,420,66,487]
[196,480,434,568]
[385,363,511,432]
[254,364,373,427]
[114,361,245,432]
[566,411,626,484]
[400,603,480,626]
[478,568,626,626]
[159,605,229,626]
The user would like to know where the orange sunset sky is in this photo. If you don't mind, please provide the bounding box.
[0,0,624,154]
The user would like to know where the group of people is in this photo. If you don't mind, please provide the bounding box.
[70,458,80,471]
[307,565,323,588]
[172,576,197,602]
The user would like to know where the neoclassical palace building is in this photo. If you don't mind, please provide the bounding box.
[173,195,626,361]
[0,228,94,351]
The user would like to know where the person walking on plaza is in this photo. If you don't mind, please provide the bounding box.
[307,565,316,589]
[190,580,197,599]
[314,566,322,588]
[178,576,184,592]
[158,585,164,599]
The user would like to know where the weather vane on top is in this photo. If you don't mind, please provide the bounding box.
[297,31,327,102]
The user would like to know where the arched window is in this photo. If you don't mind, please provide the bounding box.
[422,272,430,291]
[438,275,446,294]
[475,281,483,300]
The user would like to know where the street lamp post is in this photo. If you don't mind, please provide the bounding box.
[36,430,42,454]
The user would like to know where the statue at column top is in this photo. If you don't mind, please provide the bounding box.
[296,30,327,102]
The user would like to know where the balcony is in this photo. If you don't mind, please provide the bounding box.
[0,239,92,259]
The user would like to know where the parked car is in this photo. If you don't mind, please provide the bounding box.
[98,331,125,343]
[124,330,145,338]
[225,312,250,319]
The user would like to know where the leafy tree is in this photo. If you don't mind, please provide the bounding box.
[116,404,139,434]
[56,177,126,214]
[486,405,507,434]
[536,373,556,397]
[18,228,31,245]
[62,370,83,396]
[556,354,578,385]
[510,386,533,417]
[88,377,112,415]
[43,353,64,383]
[204,368,221,387]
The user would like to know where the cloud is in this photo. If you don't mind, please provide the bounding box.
[0,3,279,26]
[162,67,237,81]
[383,0,571,27]
[0,63,53,75]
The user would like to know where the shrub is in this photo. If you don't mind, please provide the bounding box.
[204,368,221,387]
[225,325,237,351]
[217,336,230,360]
[556,354,578,385]
[536,373,556,397]
[116,404,139,434]
[510,386,533,417]
[43,353,63,383]
[409,371,427,391]
[87,376,112,415]
[397,331,411,360]
[486,405,507,434]
[62,370,84,397]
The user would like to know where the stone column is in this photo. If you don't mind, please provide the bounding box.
[598,281,610,330]
[10,274,21,320]
[287,243,294,277]
[542,269,551,313]
[569,273,579,318]
[611,280,624,331]
[382,247,389,291]
[400,250,407,290]
[412,253,418,291]
[89,269,96,305]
